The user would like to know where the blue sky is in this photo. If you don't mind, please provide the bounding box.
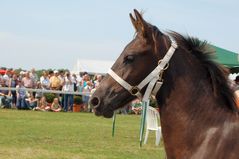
[0,0,238,70]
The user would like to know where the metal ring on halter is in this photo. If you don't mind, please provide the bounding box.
[130,86,140,96]
[158,60,169,70]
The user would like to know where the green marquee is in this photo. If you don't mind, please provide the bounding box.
[212,45,239,68]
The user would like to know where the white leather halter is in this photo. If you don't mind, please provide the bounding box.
[108,39,178,102]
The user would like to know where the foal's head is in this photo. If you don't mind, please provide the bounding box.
[90,9,170,118]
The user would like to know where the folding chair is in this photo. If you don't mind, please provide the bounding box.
[144,106,162,146]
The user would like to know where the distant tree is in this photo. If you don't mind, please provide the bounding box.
[14,68,24,75]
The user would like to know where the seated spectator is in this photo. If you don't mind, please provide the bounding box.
[25,93,38,110]
[34,96,50,111]
[16,81,27,109]
[0,92,12,109]
[131,99,142,115]
[51,97,62,112]
[0,79,12,108]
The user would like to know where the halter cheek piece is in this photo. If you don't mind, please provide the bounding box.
[108,39,178,102]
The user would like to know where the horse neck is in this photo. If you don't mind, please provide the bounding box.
[156,49,238,158]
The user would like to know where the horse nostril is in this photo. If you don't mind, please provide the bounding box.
[90,96,100,108]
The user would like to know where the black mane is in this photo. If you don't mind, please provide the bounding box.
[169,32,238,112]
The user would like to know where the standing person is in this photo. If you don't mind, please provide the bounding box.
[22,71,34,88]
[40,71,50,90]
[81,72,90,88]
[94,74,103,88]
[48,70,54,79]
[62,72,74,112]
[77,72,84,93]
[90,83,99,113]
[82,81,93,112]
[49,70,61,90]
[16,81,27,109]
[81,73,91,111]
[58,70,65,90]
[3,69,11,86]
[8,73,18,108]
[30,68,38,86]
[21,71,34,97]
[71,73,78,92]
[58,70,65,106]
[76,72,83,92]
[19,71,25,81]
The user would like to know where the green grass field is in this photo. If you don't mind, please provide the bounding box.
[0,109,165,159]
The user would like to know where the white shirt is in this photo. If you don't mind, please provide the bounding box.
[62,77,74,92]
[40,76,50,89]
[3,74,10,86]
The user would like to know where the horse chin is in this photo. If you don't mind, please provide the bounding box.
[94,106,114,118]
[102,110,114,118]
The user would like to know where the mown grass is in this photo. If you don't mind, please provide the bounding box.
[0,109,165,159]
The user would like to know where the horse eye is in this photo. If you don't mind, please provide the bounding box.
[124,55,135,63]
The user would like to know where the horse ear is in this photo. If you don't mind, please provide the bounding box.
[133,9,147,36]
[129,13,138,31]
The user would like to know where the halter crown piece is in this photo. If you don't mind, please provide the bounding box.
[108,38,178,102]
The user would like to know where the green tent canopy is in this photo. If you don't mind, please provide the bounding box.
[212,45,239,68]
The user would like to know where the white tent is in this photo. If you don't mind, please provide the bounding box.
[72,59,114,75]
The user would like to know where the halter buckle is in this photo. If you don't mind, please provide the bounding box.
[130,86,140,96]
[158,60,169,70]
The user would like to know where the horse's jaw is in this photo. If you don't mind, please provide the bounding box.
[95,110,114,118]
[94,104,114,118]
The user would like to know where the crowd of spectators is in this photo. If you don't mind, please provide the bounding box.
[0,68,105,112]
[0,67,145,114]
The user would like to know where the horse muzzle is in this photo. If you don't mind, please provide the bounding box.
[90,96,114,118]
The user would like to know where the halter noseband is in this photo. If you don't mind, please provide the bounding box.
[108,38,178,102]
